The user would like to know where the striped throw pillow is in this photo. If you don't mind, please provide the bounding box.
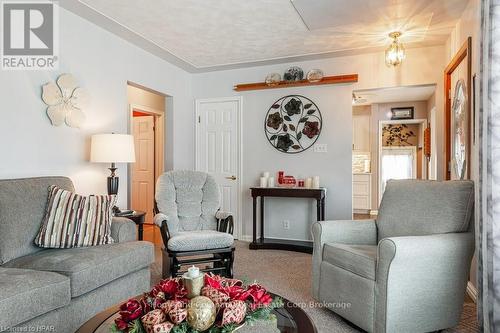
[35,185,117,248]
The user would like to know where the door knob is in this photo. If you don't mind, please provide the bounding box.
[225,175,237,180]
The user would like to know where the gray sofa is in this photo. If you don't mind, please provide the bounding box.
[312,180,475,333]
[0,176,154,332]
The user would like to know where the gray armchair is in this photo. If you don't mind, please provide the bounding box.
[154,170,235,278]
[312,180,475,333]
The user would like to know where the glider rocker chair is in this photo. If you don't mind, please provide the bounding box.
[312,180,475,333]
[154,170,235,278]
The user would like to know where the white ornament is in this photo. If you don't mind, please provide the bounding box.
[42,73,88,128]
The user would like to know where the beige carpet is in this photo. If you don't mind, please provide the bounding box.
[151,241,478,333]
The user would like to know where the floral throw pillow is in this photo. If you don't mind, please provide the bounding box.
[35,185,116,248]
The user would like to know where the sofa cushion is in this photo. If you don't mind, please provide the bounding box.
[377,180,474,240]
[0,267,70,328]
[0,177,74,265]
[167,231,234,252]
[323,243,377,280]
[34,185,116,248]
[3,241,154,297]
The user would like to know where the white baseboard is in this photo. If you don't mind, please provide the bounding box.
[466,281,478,303]
[237,235,253,242]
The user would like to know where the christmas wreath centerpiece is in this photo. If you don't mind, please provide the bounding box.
[111,272,283,333]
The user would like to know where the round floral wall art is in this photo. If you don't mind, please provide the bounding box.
[265,95,322,153]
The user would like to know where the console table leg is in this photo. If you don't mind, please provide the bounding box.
[321,198,326,221]
[316,199,321,221]
[252,196,257,243]
[260,197,265,240]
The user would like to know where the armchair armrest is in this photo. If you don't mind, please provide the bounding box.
[375,232,474,332]
[111,217,137,243]
[216,210,234,235]
[311,220,377,298]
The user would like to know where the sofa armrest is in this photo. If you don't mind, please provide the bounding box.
[311,220,377,298]
[375,232,474,332]
[111,217,137,243]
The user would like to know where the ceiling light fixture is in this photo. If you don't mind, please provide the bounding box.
[385,31,405,67]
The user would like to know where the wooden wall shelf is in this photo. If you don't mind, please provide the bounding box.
[233,74,358,91]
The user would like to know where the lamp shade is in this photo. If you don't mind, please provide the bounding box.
[90,134,136,163]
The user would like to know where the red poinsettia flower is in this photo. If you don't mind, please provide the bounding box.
[119,299,143,322]
[205,273,223,289]
[223,285,251,301]
[114,318,129,331]
[246,284,273,310]
[156,278,187,301]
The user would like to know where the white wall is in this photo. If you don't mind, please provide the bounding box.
[192,45,446,240]
[0,8,193,207]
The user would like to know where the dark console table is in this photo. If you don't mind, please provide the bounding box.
[249,187,327,253]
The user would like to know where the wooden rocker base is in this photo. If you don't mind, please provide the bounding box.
[162,246,235,279]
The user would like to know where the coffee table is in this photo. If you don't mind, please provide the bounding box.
[77,293,317,333]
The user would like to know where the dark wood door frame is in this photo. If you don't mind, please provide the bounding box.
[444,36,472,180]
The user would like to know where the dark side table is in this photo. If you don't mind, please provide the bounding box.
[115,210,146,240]
[249,187,327,253]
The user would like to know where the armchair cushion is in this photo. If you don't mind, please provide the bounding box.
[156,171,220,234]
[323,243,377,280]
[377,180,474,240]
[167,231,234,252]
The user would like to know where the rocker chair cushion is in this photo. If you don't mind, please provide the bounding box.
[167,230,234,252]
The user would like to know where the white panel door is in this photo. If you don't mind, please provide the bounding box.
[196,98,241,238]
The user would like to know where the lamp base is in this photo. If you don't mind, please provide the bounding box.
[107,176,119,195]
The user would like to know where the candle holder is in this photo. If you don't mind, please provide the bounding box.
[182,272,205,299]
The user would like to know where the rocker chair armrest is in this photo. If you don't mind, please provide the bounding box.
[154,212,171,248]
[216,211,234,235]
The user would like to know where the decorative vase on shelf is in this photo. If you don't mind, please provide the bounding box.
[283,66,304,82]
[306,69,324,82]
[265,73,281,86]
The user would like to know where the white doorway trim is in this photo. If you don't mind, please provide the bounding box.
[195,96,243,240]
[378,118,428,204]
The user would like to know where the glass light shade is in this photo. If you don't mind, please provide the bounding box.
[385,32,405,67]
[90,134,136,163]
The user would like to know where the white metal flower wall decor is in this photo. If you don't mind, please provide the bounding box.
[42,74,89,128]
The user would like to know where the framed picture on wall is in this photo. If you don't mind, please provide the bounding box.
[391,107,414,120]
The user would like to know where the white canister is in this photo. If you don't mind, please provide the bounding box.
[268,177,275,187]
[312,176,320,189]
[305,178,312,189]
[263,171,270,178]
[260,177,268,187]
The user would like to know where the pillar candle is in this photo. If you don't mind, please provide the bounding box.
[312,176,320,189]
[305,178,312,188]
[263,171,270,178]
[260,177,268,187]
[268,177,275,187]
[188,266,200,278]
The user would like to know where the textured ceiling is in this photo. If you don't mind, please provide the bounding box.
[71,0,469,72]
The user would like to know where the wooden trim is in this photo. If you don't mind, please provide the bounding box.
[233,74,358,91]
[444,37,472,180]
